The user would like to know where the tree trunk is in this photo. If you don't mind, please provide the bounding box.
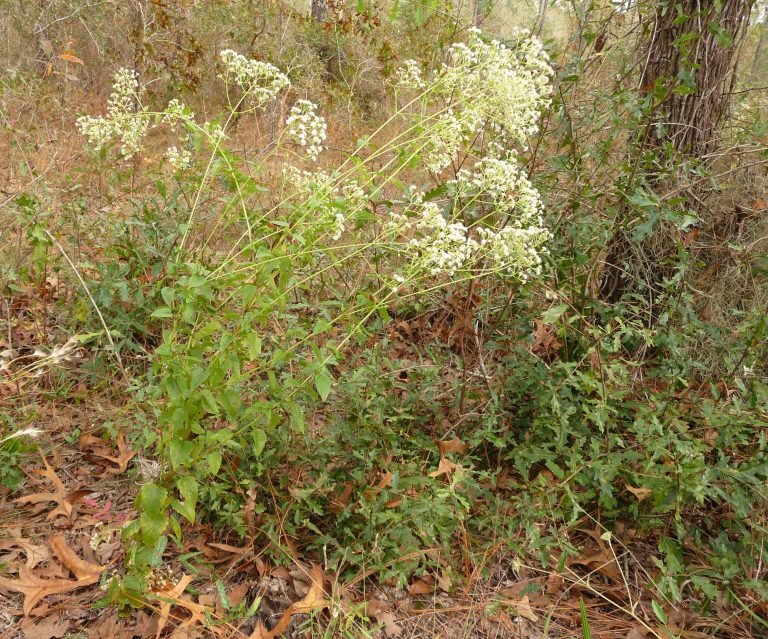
[639,0,754,156]
[600,0,754,305]
[311,0,328,21]
[472,0,486,26]
[752,18,768,77]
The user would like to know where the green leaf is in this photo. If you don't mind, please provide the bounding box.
[173,475,198,523]
[169,439,194,470]
[252,428,267,457]
[314,368,332,401]
[245,333,262,359]
[207,451,223,475]
[652,599,668,624]
[541,304,568,324]
[151,307,173,319]
[137,484,168,546]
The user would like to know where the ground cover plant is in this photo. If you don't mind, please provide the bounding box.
[1,1,768,638]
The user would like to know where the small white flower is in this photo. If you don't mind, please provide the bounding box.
[166,146,192,170]
[76,68,150,159]
[395,59,426,89]
[286,100,327,162]
[219,49,290,107]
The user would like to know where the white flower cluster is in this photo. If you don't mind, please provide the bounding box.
[477,225,549,281]
[286,100,327,162]
[202,121,227,144]
[442,29,552,143]
[449,155,543,223]
[284,167,368,241]
[219,49,291,107]
[76,68,150,159]
[395,59,426,89]
[166,146,192,170]
[162,99,195,131]
[409,201,479,276]
[388,179,549,281]
[423,110,466,173]
[396,29,552,173]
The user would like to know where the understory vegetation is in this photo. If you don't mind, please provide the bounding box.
[1,1,767,637]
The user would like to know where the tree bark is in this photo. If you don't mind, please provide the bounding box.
[311,0,328,21]
[600,0,754,304]
[639,0,754,156]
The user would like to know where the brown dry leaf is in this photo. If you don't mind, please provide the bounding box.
[256,563,328,638]
[753,198,767,211]
[626,629,648,639]
[546,572,564,595]
[408,574,435,595]
[290,563,327,614]
[80,433,136,474]
[86,612,132,639]
[626,483,652,502]
[49,535,103,581]
[0,535,104,615]
[436,571,452,592]
[152,574,208,639]
[573,549,622,581]
[0,539,50,570]
[271,566,291,580]
[531,319,562,357]
[248,622,272,639]
[227,582,250,608]
[365,600,402,637]
[207,542,249,555]
[329,482,354,514]
[509,595,539,622]
[58,52,83,64]
[377,611,402,637]
[436,438,467,456]
[428,456,458,479]
[20,615,70,639]
[15,455,78,522]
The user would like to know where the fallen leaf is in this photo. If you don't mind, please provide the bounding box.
[227,582,250,608]
[58,52,83,65]
[290,563,327,614]
[753,198,767,211]
[0,536,104,615]
[86,611,131,639]
[21,615,70,639]
[329,482,355,514]
[408,574,435,595]
[252,564,328,638]
[436,438,467,456]
[509,595,539,622]
[152,574,208,639]
[80,433,135,474]
[626,629,648,639]
[15,455,78,522]
[436,571,452,592]
[428,456,458,479]
[377,611,402,637]
[531,319,561,357]
[49,535,103,581]
[0,539,50,570]
[366,600,402,637]
[626,483,652,502]
[248,622,271,639]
